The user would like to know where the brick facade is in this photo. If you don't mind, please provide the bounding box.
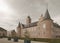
[16,9,60,38]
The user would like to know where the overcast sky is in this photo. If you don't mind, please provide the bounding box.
[0,0,60,31]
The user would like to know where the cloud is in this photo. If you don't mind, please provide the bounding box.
[52,15,60,25]
[0,0,60,31]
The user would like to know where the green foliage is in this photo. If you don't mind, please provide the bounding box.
[49,39,60,43]
[20,38,60,43]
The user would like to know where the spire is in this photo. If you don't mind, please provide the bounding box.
[21,23,24,29]
[44,9,51,19]
[18,22,21,28]
[44,1,51,20]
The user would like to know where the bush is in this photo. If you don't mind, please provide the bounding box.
[24,39,31,43]
[13,37,18,42]
[8,37,11,40]
[0,36,3,38]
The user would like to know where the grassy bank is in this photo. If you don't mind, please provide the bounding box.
[19,38,60,43]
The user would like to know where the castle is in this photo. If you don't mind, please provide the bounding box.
[16,9,60,38]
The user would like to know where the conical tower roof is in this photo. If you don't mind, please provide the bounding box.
[18,22,21,28]
[44,9,51,19]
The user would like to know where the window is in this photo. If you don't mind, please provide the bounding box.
[56,36,60,38]
[43,23,46,29]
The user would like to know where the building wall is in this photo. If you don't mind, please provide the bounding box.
[38,19,53,38]
[0,31,3,36]
[16,27,21,37]
[16,17,60,38]
[21,26,41,38]
[11,30,17,38]
[3,31,7,37]
[0,30,7,37]
[53,27,60,38]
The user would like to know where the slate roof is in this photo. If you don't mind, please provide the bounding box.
[53,23,60,28]
[23,22,60,28]
[44,9,51,20]
[17,22,21,28]
[0,27,7,31]
[22,21,38,28]
[18,21,60,29]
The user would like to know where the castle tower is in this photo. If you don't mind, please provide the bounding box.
[39,9,53,38]
[17,22,21,38]
[21,23,24,29]
[38,14,44,25]
[39,14,44,22]
[44,9,51,20]
[26,16,31,26]
[17,22,21,28]
[11,30,16,38]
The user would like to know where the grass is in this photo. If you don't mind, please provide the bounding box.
[19,38,60,43]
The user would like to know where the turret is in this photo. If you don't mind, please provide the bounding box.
[17,22,21,28]
[11,30,16,38]
[39,9,53,38]
[44,9,51,20]
[38,14,44,25]
[26,16,31,26]
[39,14,44,22]
[21,23,24,29]
[17,22,21,38]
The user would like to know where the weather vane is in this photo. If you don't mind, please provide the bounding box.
[45,0,50,9]
[40,0,49,9]
[46,0,49,9]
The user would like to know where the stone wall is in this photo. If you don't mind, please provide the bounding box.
[21,26,41,38]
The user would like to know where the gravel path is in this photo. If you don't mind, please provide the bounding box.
[0,38,48,43]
